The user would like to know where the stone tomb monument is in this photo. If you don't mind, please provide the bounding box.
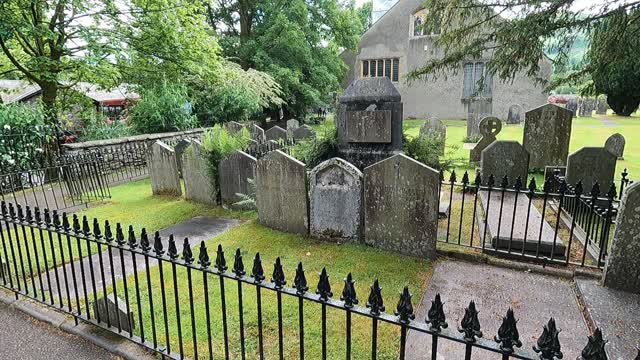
[148,141,181,196]
[566,147,617,191]
[93,294,134,333]
[265,126,287,142]
[219,150,257,208]
[419,117,446,155]
[226,121,246,135]
[470,117,502,162]
[480,140,530,184]
[256,150,308,234]
[507,104,523,124]
[466,98,492,137]
[337,77,403,169]
[309,158,363,241]
[604,133,625,159]
[523,103,573,170]
[250,124,266,143]
[603,181,640,293]
[181,140,217,205]
[363,154,439,259]
[293,125,316,141]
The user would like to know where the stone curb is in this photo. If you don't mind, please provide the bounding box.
[0,289,155,360]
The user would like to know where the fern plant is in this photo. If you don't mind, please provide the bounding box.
[201,125,252,197]
[233,177,256,209]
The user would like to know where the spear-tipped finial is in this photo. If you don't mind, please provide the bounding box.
[500,175,509,188]
[366,279,385,315]
[104,220,113,241]
[198,242,210,268]
[251,253,265,282]
[215,244,227,272]
[153,231,164,255]
[128,225,137,248]
[271,257,286,289]
[533,318,563,360]
[426,293,448,332]
[394,286,415,324]
[340,273,358,308]
[116,223,125,245]
[514,177,523,191]
[167,235,178,260]
[293,262,308,295]
[528,177,537,192]
[458,300,482,342]
[590,182,601,198]
[577,328,608,360]
[316,267,333,301]
[182,238,194,264]
[82,216,90,235]
[140,228,150,252]
[233,248,245,276]
[495,308,522,353]
[462,171,470,185]
[474,172,482,187]
[487,174,495,187]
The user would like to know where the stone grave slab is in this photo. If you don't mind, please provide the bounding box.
[596,97,608,115]
[219,150,257,208]
[364,154,439,258]
[256,150,308,234]
[309,158,363,241]
[507,104,523,124]
[604,133,625,159]
[566,147,616,191]
[265,126,287,142]
[147,141,181,196]
[250,124,266,143]
[479,191,566,256]
[419,118,446,155]
[93,294,134,332]
[225,121,246,135]
[173,138,192,175]
[466,98,492,137]
[480,140,529,184]
[578,98,595,117]
[523,103,573,170]
[182,140,217,205]
[566,97,578,114]
[470,117,502,162]
[292,125,316,141]
[286,119,300,131]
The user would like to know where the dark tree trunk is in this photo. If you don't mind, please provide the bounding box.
[608,94,640,117]
[238,0,254,70]
[39,81,59,125]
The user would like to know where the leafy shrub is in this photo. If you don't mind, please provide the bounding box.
[462,134,482,143]
[0,103,53,169]
[129,82,198,134]
[403,134,460,172]
[201,125,252,193]
[233,178,256,209]
[80,117,132,141]
[290,123,338,168]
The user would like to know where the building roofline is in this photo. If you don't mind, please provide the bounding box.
[361,0,402,39]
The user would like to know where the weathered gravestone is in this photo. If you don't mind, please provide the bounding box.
[523,103,573,170]
[265,126,287,142]
[566,147,616,191]
[256,150,308,234]
[310,158,363,242]
[363,154,439,258]
[226,121,246,135]
[604,133,625,159]
[257,139,279,154]
[603,182,640,294]
[507,104,523,124]
[480,140,529,184]
[337,77,403,169]
[466,98,492,137]
[250,124,266,143]
[148,141,181,196]
[287,119,300,131]
[174,138,192,176]
[565,97,578,114]
[419,117,446,155]
[293,125,316,141]
[578,98,595,117]
[219,150,257,208]
[182,140,217,205]
[596,97,608,115]
[93,294,134,332]
[470,117,502,162]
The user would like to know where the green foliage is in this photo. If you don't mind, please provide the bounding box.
[0,103,52,168]
[201,125,252,189]
[290,123,338,168]
[80,118,132,142]
[462,134,482,143]
[403,133,460,172]
[129,82,198,134]
[233,178,256,209]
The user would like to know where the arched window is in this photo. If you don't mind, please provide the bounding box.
[412,9,441,37]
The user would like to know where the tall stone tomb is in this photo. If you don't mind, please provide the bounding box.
[337,78,403,169]
[523,103,573,170]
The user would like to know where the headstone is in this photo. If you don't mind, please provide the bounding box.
[337,77,403,169]
[309,158,363,241]
[480,140,529,184]
[578,98,595,117]
[250,124,266,143]
[93,294,135,332]
[603,182,640,294]
[286,119,300,131]
[566,147,616,191]
[257,139,279,154]
[506,104,523,124]
[523,103,573,170]
[256,150,308,234]
[466,98,492,137]
[604,133,625,159]
[226,121,246,135]
[148,141,181,196]
[363,154,439,258]
[470,117,502,162]
[292,125,316,141]
[565,97,578,114]
[174,138,192,175]
[181,140,217,205]
[419,118,446,155]
[596,97,608,115]
[219,150,257,208]
[265,126,287,142]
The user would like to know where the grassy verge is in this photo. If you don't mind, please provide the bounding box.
[113,221,431,359]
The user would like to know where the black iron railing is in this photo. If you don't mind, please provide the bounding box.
[437,171,624,269]
[0,127,61,172]
[0,202,612,360]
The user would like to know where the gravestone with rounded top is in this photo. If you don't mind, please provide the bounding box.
[419,118,446,155]
[523,103,573,170]
[182,140,217,205]
[226,121,246,135]
[596,97,608,115]
[603,182,640,293]
[507,104,523,124]
[480,140,529,184]
[310,158,363,242]
[337,77,403,169]
[148,141,181,196]
[265,126,287,142]
[363,154,439,258]
[219,150,257,209]
[566,147,616,191]
[286,119,300,130]
[293,125,316,141]
[256,150,308,234]
[578,98,595,117]
[469,117,502,162]
[604,133,625,159]
[250,124,266,143]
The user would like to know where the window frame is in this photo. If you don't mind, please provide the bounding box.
[410,9,441,38]
[360,57,400,82]
[462,61,493,99]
